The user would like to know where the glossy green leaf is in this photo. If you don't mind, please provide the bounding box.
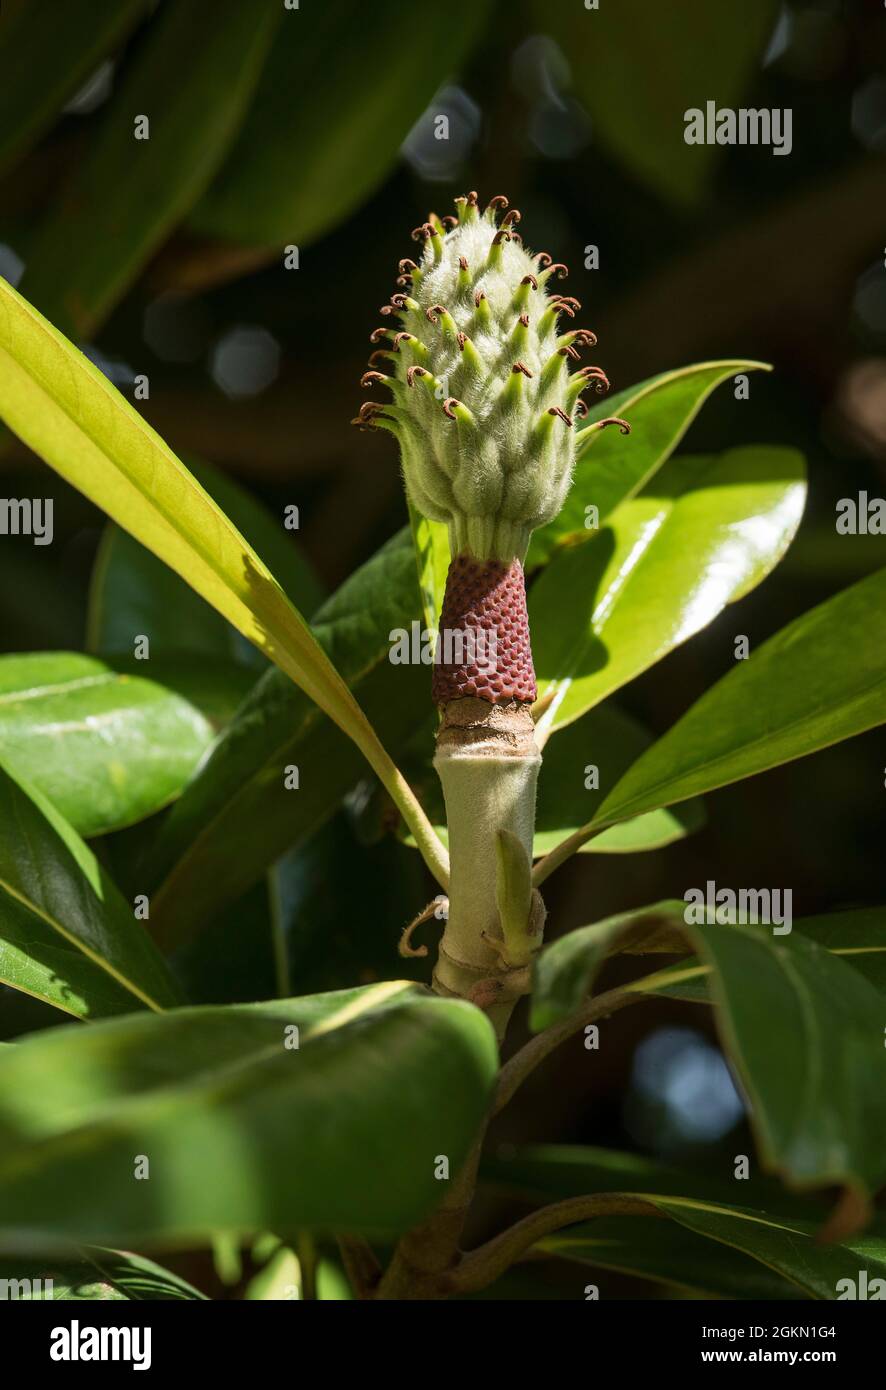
[147,529,429,946]
[0,1,148,175]
[190,0,492,247]
[88,458,324,665]
[531,447,806,735]
[591,566,886,833]
[17,0,280,337]
[531,911,886,1208]
[0,763,179,1017]
[0,983,498,1246]
[527,361,771,566]
[0,276,445,884]
[0,652,215,836]
[534,0,777,205]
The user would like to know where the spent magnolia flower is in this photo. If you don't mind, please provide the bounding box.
[355,192,629,706]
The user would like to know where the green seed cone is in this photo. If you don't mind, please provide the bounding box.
[355,192,619,564]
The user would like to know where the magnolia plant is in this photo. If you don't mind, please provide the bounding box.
[0,193,885,1303]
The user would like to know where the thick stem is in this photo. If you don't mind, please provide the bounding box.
[432,697,541,1036]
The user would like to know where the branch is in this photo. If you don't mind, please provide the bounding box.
[532,822,609,887]
[451,1194,660,1293]
[495,983,643,1114]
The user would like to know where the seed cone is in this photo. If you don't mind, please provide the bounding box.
[355,191,623,566]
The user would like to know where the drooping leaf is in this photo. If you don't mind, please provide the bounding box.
[0,276,445,884]
[147,528,428,948]
[0,0,148,176]
[0,763,179,1017]
[189,0,492,247]
[590,566,886,833]
[16,0,281,337]
[537,1216,801,1300]
[534,0,778,205]
[531,447,806,735]
[530,910,886,1212]
[527,360,771,566]
[0,652,215,836]
[637,906,886,1002]
[0,983,498,1246]
[87,457,324,665]
[488,1143,882,1300]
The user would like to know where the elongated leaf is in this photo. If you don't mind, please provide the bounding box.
[190,0,492,247]
[0,277,446,884]
[592,566,886,832]
[531,447,805,734]
[535,0,777,205]
[17,0,280,337]
[0,763,179,1017]
[0,983,498,1246]
[531,912,886,1210]
[530,901,687,1029]
[88,458,324,664]
[537,1217,801,1300]
[527,361,770,566]
[147,528,428,947]
[0,652,214,836]
[0,0,148,175]
[638,907,886,1001]
[0,1249,205,1300]
[486,1145,881,1299]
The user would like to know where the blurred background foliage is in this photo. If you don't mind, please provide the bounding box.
[1,0,886,1296]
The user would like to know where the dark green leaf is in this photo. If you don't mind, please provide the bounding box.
[0,984,498,1246]
[485,1146,878,1300]
[87,459,324,665]
[190,0,492,247]
[534,0,777,205]
[0,0,148,175]
[531,910,886,1207]
[148,528,428,949]
[0,763,179,1017]
[17,0,281,336]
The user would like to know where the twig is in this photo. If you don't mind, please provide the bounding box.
[494,984,643,1114]
[451,1194,660,1293]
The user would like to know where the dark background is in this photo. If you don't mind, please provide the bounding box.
[1,0,885,1294]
